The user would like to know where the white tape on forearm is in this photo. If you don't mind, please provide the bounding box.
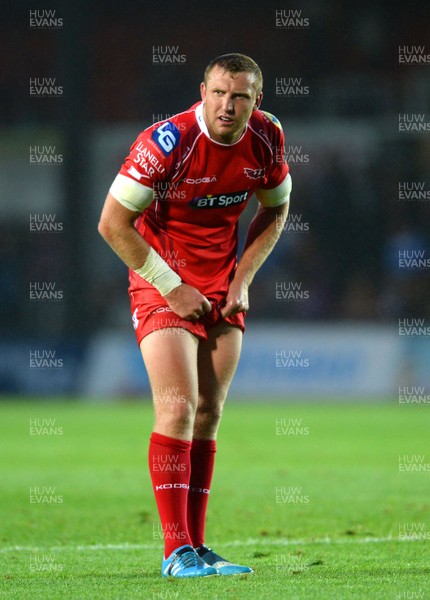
[134,247,182,296]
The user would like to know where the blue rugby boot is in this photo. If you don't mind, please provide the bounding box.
[162,544,218,578]
[196,544,253,576]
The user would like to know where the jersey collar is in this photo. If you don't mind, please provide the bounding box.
[196,102,248,146]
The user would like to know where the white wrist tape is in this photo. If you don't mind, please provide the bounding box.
[134,247,182,297]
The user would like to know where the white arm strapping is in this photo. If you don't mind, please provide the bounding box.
[110,174,154,212]
[134,247,182,297]
[255,173,292,207]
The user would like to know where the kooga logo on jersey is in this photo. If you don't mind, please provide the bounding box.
[189,191,248,209]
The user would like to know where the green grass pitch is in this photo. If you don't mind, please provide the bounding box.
[0,399,429,599]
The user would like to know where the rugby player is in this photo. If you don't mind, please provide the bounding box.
[98,53,291,578]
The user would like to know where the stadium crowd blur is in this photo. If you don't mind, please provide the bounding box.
[0,0,429,339]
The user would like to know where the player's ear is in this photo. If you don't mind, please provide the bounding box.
[253,92,263,111]
[200,82,206,101]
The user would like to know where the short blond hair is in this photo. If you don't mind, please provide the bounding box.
[204,53,263,94]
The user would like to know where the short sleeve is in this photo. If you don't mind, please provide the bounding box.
[258,111,290,191]
[110,121,181,212]
[254,111,291,207]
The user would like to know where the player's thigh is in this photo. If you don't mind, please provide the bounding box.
[140,327,200,412]
[197,323,243,405]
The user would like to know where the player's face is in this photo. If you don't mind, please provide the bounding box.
[201,66,262,145]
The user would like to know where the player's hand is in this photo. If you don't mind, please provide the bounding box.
[164,283,212,321]
[221,279,249,318]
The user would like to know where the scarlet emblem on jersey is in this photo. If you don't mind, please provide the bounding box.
[243,167,267,180]
[151,121,180,156]
[189,190,249,209]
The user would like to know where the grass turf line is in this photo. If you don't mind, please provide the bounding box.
[0,400,429,599]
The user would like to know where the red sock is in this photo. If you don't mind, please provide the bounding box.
[148,432,192,557]
[187,438,217,548]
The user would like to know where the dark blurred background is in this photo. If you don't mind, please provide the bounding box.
[1,0,429,396]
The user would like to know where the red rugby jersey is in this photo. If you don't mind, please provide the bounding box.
[113,101,289,300]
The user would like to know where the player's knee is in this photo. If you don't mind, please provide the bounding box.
[154,395,197,428]
[197,397,224,423]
